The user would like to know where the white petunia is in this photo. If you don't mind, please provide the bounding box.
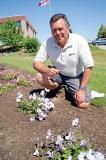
[86,149,96,160]
[49,101,54,108]
[46,150,54,158]
[16,97,21,102]
[72,118,79,126]
[32,93,37,100]
[46,129,52,139]
[80,140,87,147]
[36,108,42,113]
[29,94,33,99]
[68,155,73,160]
[65,129,73,141]
[78,151,87,160]
[56,135,64,146]
[40,90,46,97]
[37,108,47,121]
[16,92,23,99]
[33,149,39,157]
[30,116,35,121]
[93,151,105,160]
[44,101,54,112]
[43,98,50,103]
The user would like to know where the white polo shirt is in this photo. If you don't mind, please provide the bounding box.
[34,33,94,77]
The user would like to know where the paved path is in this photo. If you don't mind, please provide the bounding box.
[98,45,106,50]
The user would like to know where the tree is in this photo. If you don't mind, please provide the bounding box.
[97,24,106,38]
[0,18,23,51]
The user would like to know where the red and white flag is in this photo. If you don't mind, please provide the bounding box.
[38,0,48,7]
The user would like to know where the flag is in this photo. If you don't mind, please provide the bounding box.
[38,0,48,7]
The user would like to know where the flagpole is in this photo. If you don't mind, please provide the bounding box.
[48,0,52,18]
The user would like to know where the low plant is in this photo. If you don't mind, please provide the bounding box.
[16,89,54,121]
[17,95,41,114]
[0,82,16,95]
[33,119,105,160]
[3,72,16,80]
[16,76,31,87]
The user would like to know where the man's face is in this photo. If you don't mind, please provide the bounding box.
[50,18,69,48]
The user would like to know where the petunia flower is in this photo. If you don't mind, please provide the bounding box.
[36,108,47,121]
[46,150,54,158]
[68,155,73,160]
[65,131,73,141]
[40,90,46,97]
[30,116,35,121]
[16,91,23,99]
[33,149,39,157]
[44,101,54,112]
[56,135,64,146]
[93,151,105,160]
[72,118,79,126]
[86,149,96,160]
[30,93,37,100]
[46,129,52,140]
[78,151,87,160]
[80,139,87,147]
[16,97,21,102]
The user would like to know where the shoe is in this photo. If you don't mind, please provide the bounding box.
[29,88,44,96]
[45,85,63,98]
[29,86,63,98]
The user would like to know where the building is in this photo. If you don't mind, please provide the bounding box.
[0,15,36,38]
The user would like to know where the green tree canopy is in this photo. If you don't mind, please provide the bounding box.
[97,24,106,38]
[0,18,23,51]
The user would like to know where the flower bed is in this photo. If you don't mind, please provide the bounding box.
[33,119,105,160]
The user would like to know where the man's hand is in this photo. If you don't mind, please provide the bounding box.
[47,68,60,79]
[75,90,85,104]
[33,61,60,77]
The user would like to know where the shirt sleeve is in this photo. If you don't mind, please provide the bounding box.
[79,36,94,68]
[33,40,48,62]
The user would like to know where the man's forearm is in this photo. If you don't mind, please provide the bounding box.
[80,67,93,88]
[33,61,49,74]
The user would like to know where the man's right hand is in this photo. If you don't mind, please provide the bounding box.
[33,61,60,79]
[47,68,60,79]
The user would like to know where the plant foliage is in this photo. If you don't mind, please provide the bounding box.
[0,18,23,51]
[97,24,106,38]
[23,37,40,55]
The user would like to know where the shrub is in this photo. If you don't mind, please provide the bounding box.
[23,37,40,55]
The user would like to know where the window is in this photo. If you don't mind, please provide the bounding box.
[16,21,21,27]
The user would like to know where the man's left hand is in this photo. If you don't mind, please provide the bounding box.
[75,90,85,104]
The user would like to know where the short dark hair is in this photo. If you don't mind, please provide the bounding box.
[50,13,72,33]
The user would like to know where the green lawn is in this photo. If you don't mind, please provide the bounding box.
[0,56,35,74]
[0,46,106,107]
[89,46,106,106]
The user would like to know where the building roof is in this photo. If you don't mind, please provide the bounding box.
[0,15,36,33]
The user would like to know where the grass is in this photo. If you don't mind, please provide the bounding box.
[0,55,35,73]
[89,46,106,106]
[0,46,106,107]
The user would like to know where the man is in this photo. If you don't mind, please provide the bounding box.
[33,13,94,109]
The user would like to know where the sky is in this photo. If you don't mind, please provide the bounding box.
[0,0,106,43]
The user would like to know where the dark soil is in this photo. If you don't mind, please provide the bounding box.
[0,65,106,160]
